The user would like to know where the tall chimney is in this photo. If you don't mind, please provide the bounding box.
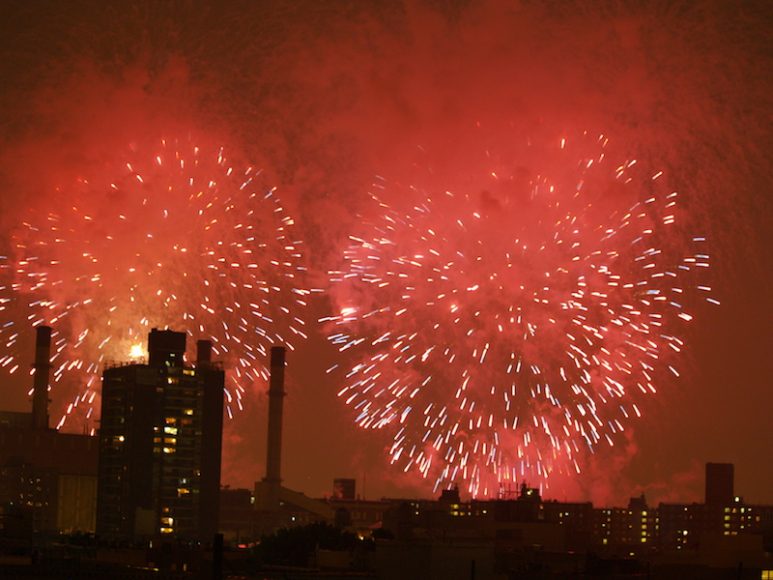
[32,326,52,430]
[264,346,285,484]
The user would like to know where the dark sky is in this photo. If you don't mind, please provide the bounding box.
[0,0,771,505]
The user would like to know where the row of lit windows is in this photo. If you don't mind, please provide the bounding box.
[160,513,174,534]
[724,506,754,514]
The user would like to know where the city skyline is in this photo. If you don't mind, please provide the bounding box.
[0,321,768,509]
[0,1,770,507]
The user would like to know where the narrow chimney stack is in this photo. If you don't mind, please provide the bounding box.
[265,346,286,484]
[32,326,52,430]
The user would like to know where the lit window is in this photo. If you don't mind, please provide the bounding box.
[164,426,178,435]
[163,447,176,454]
[183,409,194,416]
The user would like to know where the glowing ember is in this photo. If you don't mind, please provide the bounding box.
[128,344,144,359]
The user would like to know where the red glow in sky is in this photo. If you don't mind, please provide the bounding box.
[0,1,770,505]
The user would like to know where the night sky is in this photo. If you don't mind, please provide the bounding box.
[0,1,770,506]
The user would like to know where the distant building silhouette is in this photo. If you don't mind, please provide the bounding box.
[373,466,773,577]
[96,329,224,541]
[333,478,356,501]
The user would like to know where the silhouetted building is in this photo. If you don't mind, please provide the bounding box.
[375,463,772,574]
[591,495,656,557]
[219,487,256,543]
[706,462,734,505]
[0,326,97,535]
[333,478,356,501]
[438,486,461,505]
[96,329,224,541]
[542,500,595,551]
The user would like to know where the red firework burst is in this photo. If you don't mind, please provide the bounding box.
[324,132,717,496]
[0,136,309,430]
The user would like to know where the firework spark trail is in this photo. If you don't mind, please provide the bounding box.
[0,137,309,430]
[324,133,718,497]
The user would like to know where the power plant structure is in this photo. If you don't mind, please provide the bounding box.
[0,326,98,535]
[253,346,333,532]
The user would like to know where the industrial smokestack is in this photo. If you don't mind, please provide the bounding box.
[264,346,285,484]
[32,325,52,430]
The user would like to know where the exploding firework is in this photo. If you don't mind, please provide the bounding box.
[0,136,309,430]
[324,133,718,497]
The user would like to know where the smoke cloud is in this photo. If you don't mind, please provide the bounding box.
[0,0,770,503]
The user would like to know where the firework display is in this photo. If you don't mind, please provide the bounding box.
[0,137,309,430]
[325,134,717,496]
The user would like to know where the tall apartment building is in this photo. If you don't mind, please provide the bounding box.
[96,329,224,541]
